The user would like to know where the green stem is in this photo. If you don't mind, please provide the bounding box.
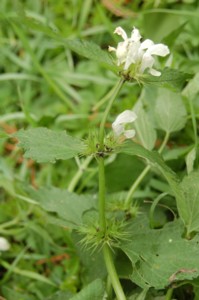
[165,288,173,300]
[106,275,113,300]
[158,131,170,154]
[125,131,170,207]
[98,156,106,230]
[103,244,126,300]
[92,79,129,112]
[68,156,93,192]
[99,78,124,149]
[97,77,126,299]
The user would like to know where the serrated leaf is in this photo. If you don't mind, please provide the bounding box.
[14,127,84,163]
[177,171,199,235]
[64,39,117,71]
[154,88,187,133]
[27,186,96,228]
[122,218,199,289]
[143,68,192,91]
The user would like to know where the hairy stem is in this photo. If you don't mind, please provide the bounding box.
[103,244,126,300]
[98,78,124,230]
[98,156,106,230]
[97,78,126,299]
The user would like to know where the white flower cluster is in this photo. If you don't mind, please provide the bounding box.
[111,26,170,139]
[109,26,169,77]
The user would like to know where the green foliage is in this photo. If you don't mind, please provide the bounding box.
[154,88,187,133]
[143,68,192,91]
[14,128,84,163]
[119,140,180,196]
[64,39,117,71]
[177,172,199,236]
[26,186,96,228]
[122,217,199,289]
[134,101,157,150]
[0,0,199,299]
[46,279,104,300]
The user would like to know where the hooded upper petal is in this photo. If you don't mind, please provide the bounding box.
[146,44,170,56]
[114,26,128,40]
[130,27,142,42]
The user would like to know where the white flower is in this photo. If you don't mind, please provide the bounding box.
[0,237,10,251]
[112,110,137,139]
[108,26,170,77]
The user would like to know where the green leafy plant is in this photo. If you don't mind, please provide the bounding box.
[1,1,199,299]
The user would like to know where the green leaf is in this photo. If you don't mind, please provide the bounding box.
[14,127,84,163]
[119,141,185,219]
[64,39,117,71]
[27,186,96,228]
[70,279,104,300]
[177,172,199,235]
[154,88,187,133]
[142,68,192,91]
[134,101,157,150]
[46,291,73,300]
[122,217,199,289]
[162,22,187,49]
[2,287,36,300]
[182,72,199,99]
[120,141,180,196]
[186,147,196,174]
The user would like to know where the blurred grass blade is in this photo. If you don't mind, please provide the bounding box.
[1,261,56,286]
[10,22,77,111]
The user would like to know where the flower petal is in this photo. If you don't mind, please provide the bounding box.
[113,110,137,125]
[139,53,155,74]
[130,27,142,42]
[114,26,128,40]
[115,41,129,66]
[124,41,141,70]
[112,123,123,136]
[147,44,170,57]
[108,46,116,52]
[141,39,154,50]
[149,68,161,76]
[124,129,136,139]
[112,110,137,138]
